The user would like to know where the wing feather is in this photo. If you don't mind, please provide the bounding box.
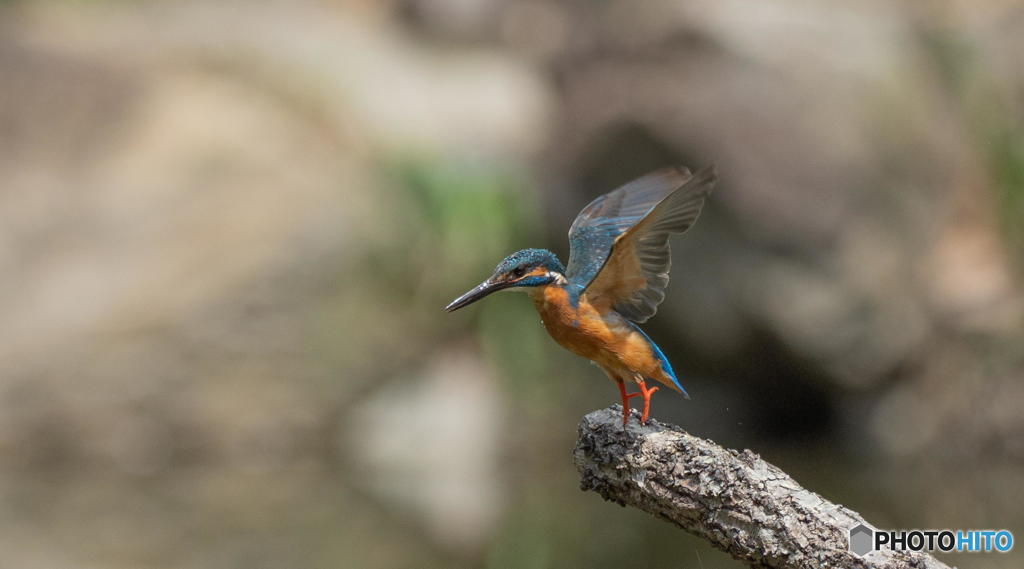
[565,167,694,292]
[567,166,716,322]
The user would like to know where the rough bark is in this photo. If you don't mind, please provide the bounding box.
[574,406,954,569]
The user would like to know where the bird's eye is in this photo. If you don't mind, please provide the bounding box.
[511,266,527,278]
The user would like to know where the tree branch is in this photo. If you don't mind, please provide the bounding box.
[574,406,953,569]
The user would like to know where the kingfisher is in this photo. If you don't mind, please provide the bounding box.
[445,166,717,425]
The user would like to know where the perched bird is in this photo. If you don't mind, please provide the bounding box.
[445,166,717,425]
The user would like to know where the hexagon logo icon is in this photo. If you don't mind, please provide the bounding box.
[849,523,874,556]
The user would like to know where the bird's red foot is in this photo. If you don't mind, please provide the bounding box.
[616,379,639,426]
[636,378,659,425]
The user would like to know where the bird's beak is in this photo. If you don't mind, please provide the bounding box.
[444,278,510,312]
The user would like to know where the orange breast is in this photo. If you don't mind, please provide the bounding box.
[530,285,669,384]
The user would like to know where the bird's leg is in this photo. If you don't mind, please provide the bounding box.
[615,379,639,426]
[635,378,660,425]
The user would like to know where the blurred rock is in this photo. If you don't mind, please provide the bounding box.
[348,346,503,552]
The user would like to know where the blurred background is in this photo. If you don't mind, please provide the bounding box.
[1,0,1023,567]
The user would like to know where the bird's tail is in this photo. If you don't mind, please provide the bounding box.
[631,324,689,398]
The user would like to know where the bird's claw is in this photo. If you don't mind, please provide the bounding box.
[636,379,659,425]
[617,379,661,426]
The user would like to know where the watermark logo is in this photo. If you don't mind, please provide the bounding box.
[849,523,1014,556]
[849,524,874,556]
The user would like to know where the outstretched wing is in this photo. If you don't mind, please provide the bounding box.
[565,166,716,322]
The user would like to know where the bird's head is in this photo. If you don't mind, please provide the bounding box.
[445,248,565,312]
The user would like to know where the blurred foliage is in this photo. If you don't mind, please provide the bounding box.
[924,26,1024,265]
[989,122,1024,260]
[382,155,567,408]
[386,155,533,284]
